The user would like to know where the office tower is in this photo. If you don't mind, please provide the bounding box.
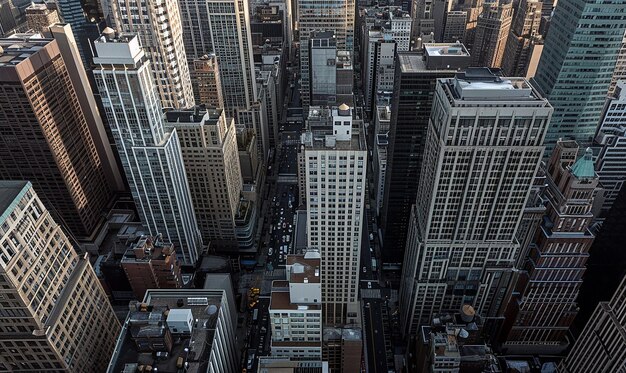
[25,3,58,32]
[110,0,194,109]
[399,69,552,338]
[560,276,626,372]
[120,235,183,300]
[310,31,338,106]
[442,10,467,43]
[93,33,201,264]
[502,140,599,353]
[178,0,266,160]
[0,181,120,372]
[533,0,626,154]
[502,0,543,77]
[106,287,238,373]
[373,106,391,216]
[540,0,556,17]
[298,0,354,109]
[411,0,448,42]
[300,104,366,326]
[380,45,470,271]
[0,33,115,238]
[257,64,282,150]
[190,54,224,109]
[55,0,105,68]
[0,0,20,36]
[470,1,513,68]
[594,80,626,216]
[609,31,626,96]
[269,251,323,358]
[462,0,485,49]
[258,358,328,371]
[165,108,244,251]
[362,7,412,111]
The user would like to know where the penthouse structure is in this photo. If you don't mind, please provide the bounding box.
[0,181,120,372]
[269,250,322,358]
[106,286,238,373]
[399,69,552,338]
[25,3,59,32]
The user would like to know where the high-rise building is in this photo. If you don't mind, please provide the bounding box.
[560,274,626,372]
[165,107,244,251]
[55,0,105,68]
[106,286,238,373]
[269,250,323,359]
[0,33,116,239]
[298,0,354,109]
[93,33,201,264]
[411,0,448,42]
[502,140,599,354]
[594,80,626,216]
[399,69,552,338]
[178,0,266,160]
[0,181,120,372]
[310,31,338,106]
[110,0,194,109]
[502,0,543,77]
[190,54,224,109]
[470,1,513,68]
[25,2,58,32]
[532,0,626,153]
[322,327,362,373]
[120,235,183,300]
[380,45,470,272]
[442,10,468,43]
[361,7,412,111]
[609,31,626,96]
[300,104,366,326]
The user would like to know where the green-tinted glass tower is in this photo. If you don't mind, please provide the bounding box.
[533,0,626,155]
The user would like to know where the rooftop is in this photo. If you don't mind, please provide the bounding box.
[443,68,547,102]
[0,34,50,67]
[570,148,596,179]
[398,44,471,73]
[108,290,228,373]
[287,253,321,284]
[270,291,321,311]
[164,106,223,126]
[120,235,176,264]
[0,181,29,224]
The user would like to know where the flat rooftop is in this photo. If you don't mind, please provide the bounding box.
[108,290,227,373]
[270,291,321,311]
[399,44,471,73]
[165,107,223,125]
[0,181,29,221]
[0,35,50,67]
[287,255,320,283]
[445,68,547,102]
[301,125,366,151]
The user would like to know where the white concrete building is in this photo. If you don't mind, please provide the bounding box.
[165,108,243,251]
[109,0,194,109]
[269,250,323,359]
[300,104,367,326]
[594,80,626,216]
[399,68,552,337]
[93,33,202,264]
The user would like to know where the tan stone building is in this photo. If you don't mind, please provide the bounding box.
[165,107,244,251]
[0,32,118,239]
[25,3,59,32]
[0,181,120,372]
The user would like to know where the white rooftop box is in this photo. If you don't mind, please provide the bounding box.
[167,308,193,334]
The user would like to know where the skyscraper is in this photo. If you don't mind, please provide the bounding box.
[110,0,195,109]
[0,181,120,372]
[594,80,626,216]
[502,0,543,77]
[532,0,626,153]
[55,0,106,68]
[470,1,513,68]
[165,107,244,251]
[93,33,202,264]
[25,3,59,32]
[560,274,626,372]
[298,0,354,109]
[380,45,470,272]
[609,31,626,96]
[190,54,225,109]
[442,10,468,43]
[0,33,115,238]
[399,69,552,338]
[300,104,366,326]
[502,140,599,354]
